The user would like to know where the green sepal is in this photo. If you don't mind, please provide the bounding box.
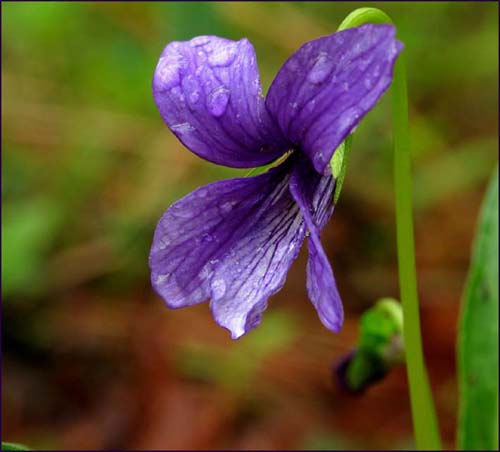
[330,135,353,204]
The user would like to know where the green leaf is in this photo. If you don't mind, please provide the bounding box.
[330,135,353,204]
[1,442,30,451]
[458,168,499,450]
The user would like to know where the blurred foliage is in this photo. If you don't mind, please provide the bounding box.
[177,311,297,393]
[457,169,499,450]
[1,2,498,450]
[2,1,497,301]
[1,442,30,451]
[2,197,63,297]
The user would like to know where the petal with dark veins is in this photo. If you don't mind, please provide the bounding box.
[289,156,344,331]
[149,157,306,338]
[267,24,403,175]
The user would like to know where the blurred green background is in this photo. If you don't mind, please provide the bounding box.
[2,2,498,450]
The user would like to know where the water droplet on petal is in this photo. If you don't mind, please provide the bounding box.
[212,278,227,298]
[154,57,182,91]
[339,107,361,130]
[159,237,171,250]
[190,36,212,47]
[171,122,195,133]
[202,233,213,243]
[364,78,373,89]
[190,91,200,105]
[182,75,201,108]
[256,264,267,277]
[308,52,334,84]
[207,86,230,117]
[359,58,370,71]
[156,274,170,284]
[197,188,208,198]
[208,44,237,67]
[220,201,234,213]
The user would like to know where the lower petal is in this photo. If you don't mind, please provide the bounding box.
[289,156,344,332]
[305,233,343,332]
[149,158,306,338]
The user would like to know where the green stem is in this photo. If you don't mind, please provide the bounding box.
[338,8,442,450]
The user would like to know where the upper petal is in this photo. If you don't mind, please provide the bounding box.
[153,36,289,168]
[149,157,306,338]
[289,156,343,331]
[266,24,403,174]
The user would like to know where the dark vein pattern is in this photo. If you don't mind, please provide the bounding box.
[149,159,306,338]
[266,24,403,174]
[289,156,343,331]
[150,27,402,338]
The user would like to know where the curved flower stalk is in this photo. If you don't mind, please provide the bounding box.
[150,26,402,339]
[338,8,441,450]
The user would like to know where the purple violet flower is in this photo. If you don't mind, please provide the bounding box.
[150,25,403,339]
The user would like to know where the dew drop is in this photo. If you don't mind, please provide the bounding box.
[190,91,200,104]
[307,52,334,84]
[207,86,230,117]
[156,274,170,284]
[359,58,370,71]
[171,122,195,133]
[182,75,202,107]
[197,188,208,198]
[190,36,211,47]
[208,44,237,67]
[158,237,171,250]
[220,201,234,213]
[202,233,213,243]
[256,264,267,277]
[172,204,192,219]
[154,57,182,91]
[212,278,227,298]
[339,107,361,130]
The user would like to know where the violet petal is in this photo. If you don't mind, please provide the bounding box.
[266,24,403,175]
[289,156,344,331]
[153,36,289,168]
[150,158,306,338]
